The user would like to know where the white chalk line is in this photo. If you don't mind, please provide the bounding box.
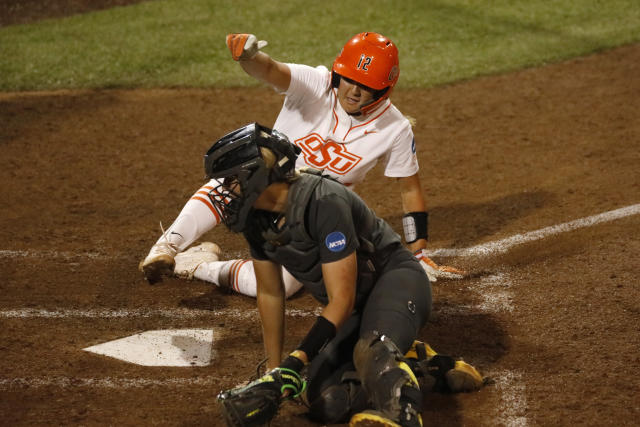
[0,249,119,260]
[489,370,528,427]
[476,274,526,425]
[0,307,320,319]
[441,274,526,425]
[428,203,640,258]
[0,375,232,389]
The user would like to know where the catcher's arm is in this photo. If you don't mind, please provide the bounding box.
[253,258,286,370]
[218,257,305,427]
[218,250,355,426]
[217,361,306,427]
[320,251,357,329]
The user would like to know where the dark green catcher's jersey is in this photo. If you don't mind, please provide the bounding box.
[245,170,402,307]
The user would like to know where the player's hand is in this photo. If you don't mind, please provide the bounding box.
[414,249,467,282]
[226,33,268,61]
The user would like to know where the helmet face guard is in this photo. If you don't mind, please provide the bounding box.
[203,123,300,233]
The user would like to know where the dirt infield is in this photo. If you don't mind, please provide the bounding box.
[1,4,640,426]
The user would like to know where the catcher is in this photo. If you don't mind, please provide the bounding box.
[207,123,484,426]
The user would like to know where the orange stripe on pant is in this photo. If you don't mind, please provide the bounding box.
[190,196,222,224]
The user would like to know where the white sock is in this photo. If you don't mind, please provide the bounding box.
[193,260,229,288]
[193,261,303,299]
[193,259,256,296]
[155,180,222,251]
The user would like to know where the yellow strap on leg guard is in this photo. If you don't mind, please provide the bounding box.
[404,340,437,360]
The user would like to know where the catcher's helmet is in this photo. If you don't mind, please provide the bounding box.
[203,123,300,233]
[332,32,400,114]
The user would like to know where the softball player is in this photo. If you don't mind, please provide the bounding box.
[204,124,483,426]
[140,32,465,295]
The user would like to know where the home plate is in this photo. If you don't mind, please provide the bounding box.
[83,329,214,367]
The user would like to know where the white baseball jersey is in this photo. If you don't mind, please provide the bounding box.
[273,64,418,187]
[183,63,420,242]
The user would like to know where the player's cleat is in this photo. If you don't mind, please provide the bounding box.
[173,242,221,280]
[139,240,178,284]
[404,340,484,393]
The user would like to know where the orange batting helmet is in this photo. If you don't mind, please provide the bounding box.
[332,32,400,113]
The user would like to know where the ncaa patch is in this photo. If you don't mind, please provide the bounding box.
[325,231,347,252]
[411,137,416,154]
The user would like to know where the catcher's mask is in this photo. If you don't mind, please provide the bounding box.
[203,123,300,233]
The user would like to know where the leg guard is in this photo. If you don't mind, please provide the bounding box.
[353,333,423,427]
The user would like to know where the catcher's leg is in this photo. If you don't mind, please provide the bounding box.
[305,313,369,423]
[359,248,432,353]
[349,250,432,426]
[351,333,423,427]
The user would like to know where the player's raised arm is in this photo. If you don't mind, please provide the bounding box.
[226,33,291,93]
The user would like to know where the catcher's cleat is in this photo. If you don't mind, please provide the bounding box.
[350,410,407,427]
[139,240,178,284]
[173,242,221,280]
[405,340,485,393]
[446,359,485,392]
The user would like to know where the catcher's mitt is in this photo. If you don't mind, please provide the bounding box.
[217,367,306,427]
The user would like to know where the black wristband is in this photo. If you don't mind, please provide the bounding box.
[402,211,428,243]
[279,355,305,373]
[297,316,336,361]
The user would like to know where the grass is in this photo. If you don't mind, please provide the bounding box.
[1,0,639,91]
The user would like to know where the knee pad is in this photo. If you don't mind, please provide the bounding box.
[353,333,422,419]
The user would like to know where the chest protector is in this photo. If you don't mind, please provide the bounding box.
[261,170,378,307]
